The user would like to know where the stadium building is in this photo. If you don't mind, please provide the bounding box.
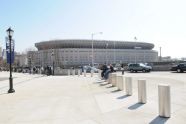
[28,39,158,68]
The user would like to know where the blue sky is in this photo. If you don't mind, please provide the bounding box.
[1,0,186,58]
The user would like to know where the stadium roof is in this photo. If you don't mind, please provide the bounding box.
[35,39,154,50]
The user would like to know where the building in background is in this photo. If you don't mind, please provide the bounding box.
[0,47,2,68]
[161,56,172,62]
[2,49,6,60]
[0,49,27,69]
[27,39,158,68]
[0,46,2,58]
[14,53,27,67]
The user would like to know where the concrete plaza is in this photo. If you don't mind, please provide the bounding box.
[0,71,186,124]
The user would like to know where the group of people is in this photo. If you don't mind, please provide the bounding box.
[100,64,125,80]
[28,66,53,76]
[100,64,115,80]
[41,66,54,76]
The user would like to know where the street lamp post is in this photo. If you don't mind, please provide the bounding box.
[91,32,102,67]
[160,47,162,62]
[134,37,137,63]
[28,56,31,74]
[114,41,116,64]
[143,50,145,63]
[7,27,15,93]
[51,50,54,75]
[106,42,108,65]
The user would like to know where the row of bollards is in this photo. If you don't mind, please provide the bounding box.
[71,70,171,118]
[138,80,146,104]
[125,77,133,96]
[67,69,95,77]
[107,73,171,118]
[68,70,171,118]
[116,76,124,91]
[158,84,171,117]
[68,69,81,76]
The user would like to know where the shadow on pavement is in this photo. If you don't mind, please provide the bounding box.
[106,85,115,88]
[128,103,144,110]
[149,116,169,124]
[100,83,110,86]
[0,77,9,81]
[93,80,106,84]
[117,95,130,99]
[111,89,121,93]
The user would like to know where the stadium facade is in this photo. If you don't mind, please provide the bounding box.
[28,39,158,67]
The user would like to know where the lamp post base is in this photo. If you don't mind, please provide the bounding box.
[8,88,15,93]
[8,77,15,93]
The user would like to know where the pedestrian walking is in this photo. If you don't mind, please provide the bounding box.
[121,64,124,75]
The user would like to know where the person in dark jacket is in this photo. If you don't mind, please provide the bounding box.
[104,64,114,80]
[110,64,114,73]
[101,64,108,79]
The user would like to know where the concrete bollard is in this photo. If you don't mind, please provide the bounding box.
[125,77,132,96]
[84,70,86,77]
[138,79,147,103]
[116,75,124,90]
[91,70,94,77]
[78,70,80,76]
[72,70,75,76]
[108,73,112,83]
[98,70,102,79]
[111,73,117,86]
[158,84,171,118]
[68,69,70,76]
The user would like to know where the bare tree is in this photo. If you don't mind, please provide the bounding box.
[23,46,37,54]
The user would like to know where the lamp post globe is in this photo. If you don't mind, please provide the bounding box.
[6,27,14,37]
[6,27,15,93]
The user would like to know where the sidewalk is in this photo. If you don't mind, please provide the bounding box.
[0,72,186,124]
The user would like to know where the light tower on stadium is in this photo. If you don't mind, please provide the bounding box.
[91,32,103,67]
[51,50,55,75]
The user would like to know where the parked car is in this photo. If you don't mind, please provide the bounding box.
[83,66,99,73]
[127,63,152,72]
[171,63,186,73]
[114,63,122,71]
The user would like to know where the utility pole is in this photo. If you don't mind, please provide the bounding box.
[160,47,162,62]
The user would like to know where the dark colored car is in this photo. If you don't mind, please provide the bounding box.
[171,63,186,73]
[128,63,152,72]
